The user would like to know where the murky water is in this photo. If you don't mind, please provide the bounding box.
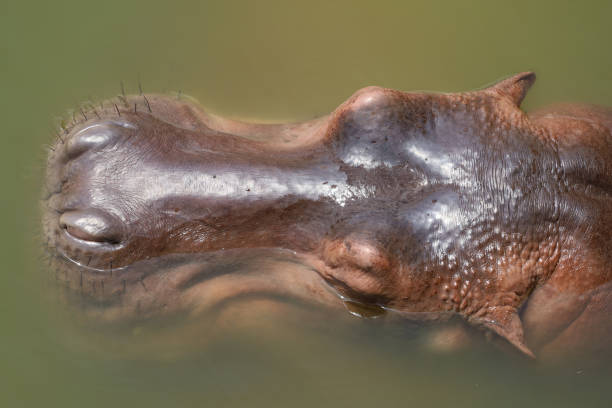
[3,0,612,406]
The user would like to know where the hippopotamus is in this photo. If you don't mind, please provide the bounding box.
[42,72,612,359]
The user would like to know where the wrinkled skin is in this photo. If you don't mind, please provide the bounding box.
[42,73,612,359]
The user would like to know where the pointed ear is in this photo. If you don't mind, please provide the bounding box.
[471,306,535,358]
[488,72,536,107]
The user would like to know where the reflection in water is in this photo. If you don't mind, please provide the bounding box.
[41,255,612,408]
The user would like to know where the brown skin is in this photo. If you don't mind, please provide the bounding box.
[42,73,612,358]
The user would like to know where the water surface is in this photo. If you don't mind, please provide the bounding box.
[2,1,612,406]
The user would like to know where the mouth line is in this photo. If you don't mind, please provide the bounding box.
[57,248,125,274]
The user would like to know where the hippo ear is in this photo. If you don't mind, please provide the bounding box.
[471,306,535,358]
[488,72,536,107]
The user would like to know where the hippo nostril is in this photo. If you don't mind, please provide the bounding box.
[65,120,136,160]
[59,210,124,245]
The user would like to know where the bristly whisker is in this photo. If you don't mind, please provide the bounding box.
[118,94,129,108]
[55,129,65,144]
[143,95,152,113]
[138,278,148,292]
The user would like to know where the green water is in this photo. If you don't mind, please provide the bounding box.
[2,0,612,406]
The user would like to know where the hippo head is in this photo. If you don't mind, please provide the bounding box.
[42,73,612,358]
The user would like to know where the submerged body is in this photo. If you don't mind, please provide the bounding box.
[42,73,612,358]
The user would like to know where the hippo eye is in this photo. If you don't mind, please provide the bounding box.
[59,210,123,245]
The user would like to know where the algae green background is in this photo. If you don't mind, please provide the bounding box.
[2,1,612,407]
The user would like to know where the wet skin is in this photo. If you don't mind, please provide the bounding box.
[42,73,612,358]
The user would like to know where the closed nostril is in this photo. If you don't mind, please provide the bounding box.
[59,210,124,245]
[65,120,136,160]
